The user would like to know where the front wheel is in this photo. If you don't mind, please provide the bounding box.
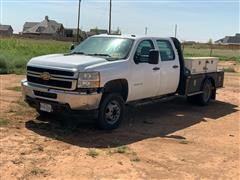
[97,93,125,130]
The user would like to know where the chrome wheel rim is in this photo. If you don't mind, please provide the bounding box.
[105,100,121,124]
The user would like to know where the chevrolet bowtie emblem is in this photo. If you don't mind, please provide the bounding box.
[41,72,51,81]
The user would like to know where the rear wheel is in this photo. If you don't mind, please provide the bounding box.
[97,93,125,130]
[187,79,213,106]
[198,79,213,105]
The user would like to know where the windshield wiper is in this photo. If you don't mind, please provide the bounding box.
[71,52,86,55]
[88,53,112,57]
[65,52,113,58]
[64,52,86,56]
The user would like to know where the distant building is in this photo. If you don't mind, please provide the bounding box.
[0,25,13,37]
[64,28,87,40]
[87,28,108,36]
[182,41,196,45]
[64,28,75,37]
[110,30,121,35]
[64,28,120,40]
[110,27,121,35]
[215,33,240,45]
[22,16,64,36]
[23,22,38,32]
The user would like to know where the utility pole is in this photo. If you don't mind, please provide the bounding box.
[76,0,82,42]
[108,0,112,34]
[174,24,177,38]
[145,27,148,35]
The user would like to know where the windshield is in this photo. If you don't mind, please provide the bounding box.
[72,37,134,60]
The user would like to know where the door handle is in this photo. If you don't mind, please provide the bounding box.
[152,67,160,71]
[172,65,179,69]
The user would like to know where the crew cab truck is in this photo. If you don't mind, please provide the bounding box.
[21,35,224,130]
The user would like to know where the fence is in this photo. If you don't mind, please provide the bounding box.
[182,43,240,61]
[12,34,76,42]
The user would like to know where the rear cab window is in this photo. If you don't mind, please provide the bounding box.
[156,40,175,61]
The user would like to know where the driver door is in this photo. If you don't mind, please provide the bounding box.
[129,39,160,101]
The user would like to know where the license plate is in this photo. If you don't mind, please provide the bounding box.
[40,103,52,112]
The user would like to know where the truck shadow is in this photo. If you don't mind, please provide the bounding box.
[25,97,238,148]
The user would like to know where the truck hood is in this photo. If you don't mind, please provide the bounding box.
[27,54,108,70]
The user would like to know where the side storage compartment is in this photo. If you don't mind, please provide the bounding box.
[184,57,218,74]
[184,58,206,74]
[185,74,205,95]
[185,71,224,96]
[206,58,218,72]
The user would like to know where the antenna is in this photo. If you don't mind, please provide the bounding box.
[174,24,177,38]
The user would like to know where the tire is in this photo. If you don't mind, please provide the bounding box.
[198,79,213,105]
[97,93,125,130]
[187,79,213,106]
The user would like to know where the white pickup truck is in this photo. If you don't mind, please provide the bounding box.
[21,35,224,129]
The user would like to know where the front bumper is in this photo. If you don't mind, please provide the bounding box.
[21,80,102,110]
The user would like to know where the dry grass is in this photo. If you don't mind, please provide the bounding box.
[0,118,9,126]
[6,86,22,92]
[86,149,99,158]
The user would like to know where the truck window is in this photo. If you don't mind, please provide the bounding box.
[134,40,154,63]
[156,40,175,61]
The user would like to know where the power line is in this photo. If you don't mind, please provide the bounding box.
[76,0,81,42]
[145,27,148,35]
[108,0,112,34]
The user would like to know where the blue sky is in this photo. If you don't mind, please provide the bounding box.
[0,0,239,42]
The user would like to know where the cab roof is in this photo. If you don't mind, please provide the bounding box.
[92,34,172,40]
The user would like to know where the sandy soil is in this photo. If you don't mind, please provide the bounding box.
[218,61,240,72]
[0,71,239,179]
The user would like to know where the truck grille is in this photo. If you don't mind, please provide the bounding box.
[27,75,72,88]
[27,66,75,77]
[33,90,57,99]
[27,66,77,90]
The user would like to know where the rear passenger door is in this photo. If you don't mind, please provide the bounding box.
[156,39,180,95]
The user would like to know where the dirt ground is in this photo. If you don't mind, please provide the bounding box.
[0,68,239,179]
[218,61,240,72]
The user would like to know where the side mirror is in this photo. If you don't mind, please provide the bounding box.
[149,50,159,64]
[70,44,75,51]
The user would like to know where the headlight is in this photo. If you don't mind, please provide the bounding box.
[77,72,100,88]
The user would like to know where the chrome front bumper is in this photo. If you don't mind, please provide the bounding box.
[21,80,102,110]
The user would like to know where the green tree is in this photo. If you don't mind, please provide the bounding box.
[116,27,121,35]
[208,38,213,44]
[93,27,99,34]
